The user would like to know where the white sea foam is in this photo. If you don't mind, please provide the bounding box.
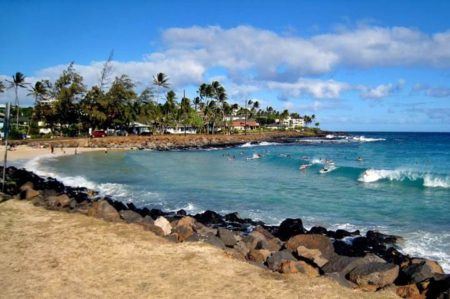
[23,155,164,202]
[300,135,385,144]
[423,175,450,188]
[350,136,386,142]
[176,202,200,214]
[359,168,450,188]
[402,231,450,273]
[240,141,279,148]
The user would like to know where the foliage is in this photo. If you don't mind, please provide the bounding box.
[9,66,318,137]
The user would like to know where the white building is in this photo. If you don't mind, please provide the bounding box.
[280,116,304,128]
[165,127,197,134]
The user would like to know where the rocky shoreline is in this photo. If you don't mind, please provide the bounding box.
[16,130,327,151]
[1,166,449,298]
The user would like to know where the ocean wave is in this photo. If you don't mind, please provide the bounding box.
[359,168,450,188]
[402,230,450,272]
[23,155,164,202]
[240,141,280,148]
[350,136,386,142]
[299,135,385,144]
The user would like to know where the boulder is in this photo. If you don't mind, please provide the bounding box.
[279,260,320,277]
[47,194,72,209]
[233,240,250,257]
[175,216,196,228]
[347,262,399,291]
[275,218,305,241]
[322,253,385,274]
[69,199,77,209]
[142,222,165,237]
[194,210,224,225]
[172,225,194,242]
[267,250,297,272]
[185,233,200,242]
[420,274,450,299]
[366,230,399,244]
[87,199,121,222]
[334,229,360,239]
[202,233,226,249]
[411,258,444,275]
[402,259,445,284]
[297,246,329,268]
[225,212,244,223]
[19,182,40,200]
[286,234,334,259]
[119,210,144,223]
[396,284,423,298]
[308,226,328,235]
[154,216,172,236]
[217,227,237,247]
[176,209,187,216]
[247,249,271,264]
[243,231,282,252]
[333,240,365,257]
[193,222,217,236]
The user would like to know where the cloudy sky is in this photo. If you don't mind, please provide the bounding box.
[1,0,450,131]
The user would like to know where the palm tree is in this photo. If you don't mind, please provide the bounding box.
[27,81,49,135]
[7,72,28,128]
[153,72,169,104]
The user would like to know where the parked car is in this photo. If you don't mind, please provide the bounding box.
[91,130,107,138]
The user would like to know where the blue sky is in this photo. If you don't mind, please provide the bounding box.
[1,0,450,131]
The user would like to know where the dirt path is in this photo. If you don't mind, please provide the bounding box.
[0,200,397,299]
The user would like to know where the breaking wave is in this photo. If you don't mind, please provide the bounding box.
[23,155,163,204]
[240,141,280,147]
[359,168,450,188]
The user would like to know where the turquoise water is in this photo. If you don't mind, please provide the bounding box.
[26,132,450,271]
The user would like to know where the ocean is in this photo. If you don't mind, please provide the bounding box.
[25,132,450,271]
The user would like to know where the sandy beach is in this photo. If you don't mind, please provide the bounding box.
[0,199,398,299]
[0,144,109,162]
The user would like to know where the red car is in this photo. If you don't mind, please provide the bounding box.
[91,130,107,138]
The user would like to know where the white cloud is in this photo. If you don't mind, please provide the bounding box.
[359,80,405,99]
[267,78,351,99]
[2,24,449,107]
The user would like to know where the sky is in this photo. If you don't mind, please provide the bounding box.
[1,0,450,132]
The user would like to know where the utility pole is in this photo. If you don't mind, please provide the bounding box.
[2,103,11,192]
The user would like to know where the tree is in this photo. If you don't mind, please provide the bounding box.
[179,96,191,136]
[303,115,312,127]
[53,63,85,135]
[242,99,259,135]
[98,50,114,91]
[161,90,177,131]
[315,122,320,127]
[153,72,169,104]
[79,85,107,131]
[0,80,5,94]
[104,75,138,129]
[7,72,28,128]
[27,81,50,135]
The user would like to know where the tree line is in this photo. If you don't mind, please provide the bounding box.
[0,64,319,137]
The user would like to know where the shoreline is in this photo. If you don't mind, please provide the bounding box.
[0,166,448,298]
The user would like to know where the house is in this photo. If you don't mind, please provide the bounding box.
[231,120,260,130]
[130,122,151,135]
[279,116,304,129]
